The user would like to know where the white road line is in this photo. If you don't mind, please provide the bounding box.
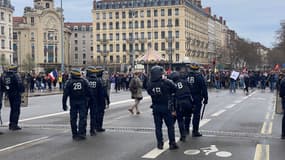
[253,144,269,160]
[0,136,49,152]
[142,137,179,159]
[142,119,211,159]
[225,104,236,109]
[110,96,151,106]
[211,110,226,117]
[265,113,270,120]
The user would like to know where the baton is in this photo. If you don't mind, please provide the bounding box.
[201,104,206,120]
[0,110,2,126]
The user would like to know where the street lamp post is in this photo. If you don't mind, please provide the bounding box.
[168,24,173,70]
[60,0,65,72]
[131,0,135,72]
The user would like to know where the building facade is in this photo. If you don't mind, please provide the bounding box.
[13,0,69,72]
[65,22,94,68]
[0,0,14,65]
[92,0,209,71]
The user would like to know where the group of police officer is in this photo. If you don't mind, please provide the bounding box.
[0,65,25,135]
[62,66,109,140]
[147,63,208,150]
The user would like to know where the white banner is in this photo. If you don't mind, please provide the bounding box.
[230,71,240,80]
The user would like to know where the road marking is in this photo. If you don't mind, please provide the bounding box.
[253,144,269,160]
[110,96,151,106]
[261,122,267,134]
[268,122,273,134]
[261,122,272,135]
[0,136,49,152]
[211,110,226,117]
[265,113,270,120]
[199,119,211,127]
[225,104,236,109]
[271,113,275,120]
[142,137,179,159]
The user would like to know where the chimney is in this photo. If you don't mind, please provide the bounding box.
[219,16,223,23]
[223,20,226,25]
[214,15,217,20]
[203,7,211,16]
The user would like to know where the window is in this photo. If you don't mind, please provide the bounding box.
[161,9,165,16]
[161,42,165,50]
[109,12,112,19]
[75,47,78,51]
[97,56,101,64]
[135,21,138,28]
[154,43,158,50]
[31,17,35,25]
[135,43,139,51]
[1,26,4,35]
[154,32,158,39]
[75,33,78,38]
[116,33,120,40]
[74,40,78,45]
[161,31,165,39]
[141,43,145,51]
[110,44,113,52]
[175,8,179,16]
[154,20,158,27]
[147,32,151,39]
[9,14,11,22]
[109,22,113,29]
[46,3,50,8]
[123,55,126,63]
[110,56,113,63]
[116,44,120,52]
[175,31,179,38]
[154,9,158,16]
[147,20,151,28]
[96,34,100,40]
[122,33,126,40]
[97,45,100,52]
[168,9,172,16]
[175,19,179,27]
[96,13,100,19]
[75,54,78,59]
[116,55,120,63]
[141,21,144,28]
[115,12,119,19]
[91,47,93,51]
[102,12,106,19]
[168,19,172,27]
[103,34,107,40]
[116,22,120,29]
[140,10,144,17]
[129,21,133,29]
[96,23,100,30]
[135,32,139,40]
[83,54,86,59]
[123,44,126,51]
[141,32,144,39]
[109,33,113,40]
[1,40,4,49]
[122,11,126,18]
[129,33,133,40]
[175,42,179,49]
[147,10,151,17]
[176,54,179,62]
[103,22,107,30]
[1,12,4,21]
[161,19,165,27]
[122,21,126,29]
[82,40,86,45]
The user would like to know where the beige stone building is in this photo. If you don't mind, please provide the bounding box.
[13,0,70,72]
[92,0,209,71]
[0,0,13,65]
[65,22,94,68]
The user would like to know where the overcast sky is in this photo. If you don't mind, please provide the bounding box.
[12,0,285,48]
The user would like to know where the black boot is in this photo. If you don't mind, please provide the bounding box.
[90,130,96,136]
[157,142,164,150]
[192,131,202,137]
[169,143,179,150]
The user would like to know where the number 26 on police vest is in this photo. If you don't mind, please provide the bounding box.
[73,82,82,90]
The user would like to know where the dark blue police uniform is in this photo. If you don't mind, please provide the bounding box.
[62,69,90,140]
[147,66,178,150]
[185,65,208,137]
[279,76,285,139]
[3,65,25,131]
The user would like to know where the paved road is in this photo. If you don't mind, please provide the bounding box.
[0,89,283,160]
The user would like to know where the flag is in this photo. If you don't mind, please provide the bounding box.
[48,72,55,82]
[273,64,280,72]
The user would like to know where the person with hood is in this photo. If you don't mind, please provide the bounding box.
[128,72,143,115]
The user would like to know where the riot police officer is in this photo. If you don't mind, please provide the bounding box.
[86,66,98,136]
[62,68,90,140]
[147,65,178,150]
[3,64,25,131]
[0,74,3,134]
[169,69,193,142]
[185,63,208,137]
[94,66,109,132]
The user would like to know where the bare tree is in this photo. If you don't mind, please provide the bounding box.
[22,54,35,72]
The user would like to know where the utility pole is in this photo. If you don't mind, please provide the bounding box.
[60,0,65,72]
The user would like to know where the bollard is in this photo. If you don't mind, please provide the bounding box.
[276,90,284,114]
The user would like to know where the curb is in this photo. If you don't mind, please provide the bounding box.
[28,91,63,97]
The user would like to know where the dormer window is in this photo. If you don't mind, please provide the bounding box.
[46,3,50,8]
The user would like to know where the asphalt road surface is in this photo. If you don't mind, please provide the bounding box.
[0,88,284,160]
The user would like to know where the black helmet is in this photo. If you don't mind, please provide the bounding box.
[86,66,97,78]
[189,63,200,71]
[169,71,180,82]
[150,65,164,81]
[70,68,81,79]
[7,64,18,72]
[95,66,104,77]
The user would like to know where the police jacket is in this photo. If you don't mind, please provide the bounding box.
[279,78,285,98]
[173,78,191,99]
[96,77,108,107]
[187,72,208,101]
[62,77,90,104]
[147,78,177,108]
[86,76,98,104]
[2,71,25,96]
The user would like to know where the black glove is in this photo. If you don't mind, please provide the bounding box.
[63,104,68,111]
[203,98,208,105]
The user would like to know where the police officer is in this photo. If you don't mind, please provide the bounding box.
[185,63,208,137]
[2,64,25,131]
[0,74,3,134]
[86,66,98,136]
[62,68,90,140]
[169,69,193,142]
[279,73,285,139]
[94,66,109,132]
[147,65,178,150]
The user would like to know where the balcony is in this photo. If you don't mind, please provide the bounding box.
[165,37,175,42]
[97,39,109,44]
[139,38,147,43]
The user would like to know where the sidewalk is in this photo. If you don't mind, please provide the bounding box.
[28,88,63,97]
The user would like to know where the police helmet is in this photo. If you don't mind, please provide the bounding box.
[150,65,164,81]
[86,66,97,78]
[70,68,81,79]
[189,63,200,71]
[7,64,18,72]
[169,71,180,82]
[95,66,104,77]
